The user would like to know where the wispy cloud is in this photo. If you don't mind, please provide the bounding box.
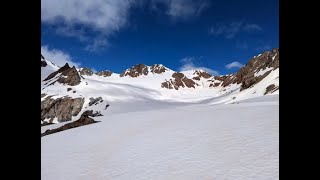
[41,45,81,68]
[42,0,211,52]
[225,61,244,69]
[84,38,109,53]
[209,21,263,39]
[150,0,210,20]
[41,0,134,52]
[243,24,262,32]
[165,0,211,19]
[179,57,219,75]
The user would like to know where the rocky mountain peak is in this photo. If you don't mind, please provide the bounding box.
[120,64,149,77]
[41,54,47,67]
[222,48,279,91]
[43,63,83,86]
[161,72,198,90]
[96,70,113,77]
[193,70,212,79]
[150,64,168,74]
[79,67,94,76]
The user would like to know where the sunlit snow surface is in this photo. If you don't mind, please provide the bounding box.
[41,95,278,180]
[41,61,279,179]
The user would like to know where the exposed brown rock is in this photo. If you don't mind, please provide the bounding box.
[193,76,200,81]
[150,64,168,74]
[193,70,212,78]
[240,70,272,91]
[89,97,103,106]
[41,111,99,137]
[211,48,279,91]
[120,64,149,77]
[41,93,47,98]
[161,72,198,90]
[43,63,82,86]
[67,88,72,91]
[264,84,279,95]
[41,96,85,123]
[79,68,93,76]
[96,70,113,77]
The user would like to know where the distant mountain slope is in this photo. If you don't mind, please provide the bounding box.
[41,48,279,124]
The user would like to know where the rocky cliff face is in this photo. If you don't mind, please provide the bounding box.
[43,63,83,86]
[120,64,149,77]
[150,64,168,74]
[207,48,279,90]
[192,70,212,81]
[230,48,279,91]
[41,96,85,123]
[96,70,113,77]
[79,68,93,76]
[160,49,279,91]
[41,110,99,137]
[120,64,171,77]
[161,72,199,90]
[41,54,47,67]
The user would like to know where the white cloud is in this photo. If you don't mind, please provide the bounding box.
[225,61,244,69]
[209,21,243,39]
[209,21,262,39]
[179,57,219,75]
[165,0,210,19]
[41,0,134,52]
[42,0,210,51]
[84,38,109,53]
[243,24,262,32]
[41,45,81,68]
[149,0,210,20]
[41,0,132,31]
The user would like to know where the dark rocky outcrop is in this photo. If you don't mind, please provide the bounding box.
[41,111,99,137]
[89,97,103,106]
[209,82,221,87]
[210,48,279,90]
[161,72,198,90]
[79,68,93,76]
[192,76,200,81]
[120,64,149,77]
[193,70,212,79]
[96,70,113,77]
[81,110,103,117]
[41,121,54,127]
[41,96,85,123]
[240,70,272,91]
[264,84,279,95]
[41,54,47,67]
[150,64,168,74]
[43,63,82,86]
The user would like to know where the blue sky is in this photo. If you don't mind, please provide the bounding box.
[41,0,278,75]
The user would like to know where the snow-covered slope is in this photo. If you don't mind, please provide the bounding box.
[41,48,279,124]
[41,95,279,179]
[41,55,59,81]
[41,49,279,179]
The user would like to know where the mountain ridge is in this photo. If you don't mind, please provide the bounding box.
[41,48,279,124]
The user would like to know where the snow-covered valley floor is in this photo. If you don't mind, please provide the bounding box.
[41,95,279,180]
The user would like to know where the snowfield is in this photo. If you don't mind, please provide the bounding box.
[41,95,279,180]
